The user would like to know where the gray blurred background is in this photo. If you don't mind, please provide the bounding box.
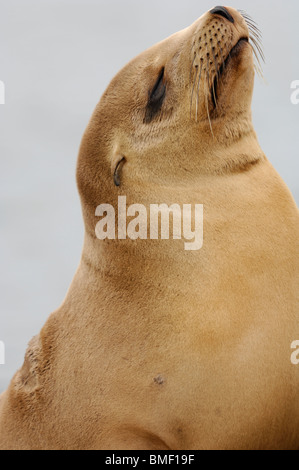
[0,0,298,392]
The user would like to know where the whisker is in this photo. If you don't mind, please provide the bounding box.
[211,48,219,107]
[238,10,260,27]
[250,35,265,63]
[211,47,219,78]
[238,9,265,75]
[247,25,263,42]
[225,40,233,64]
[190,65,198,119]
[254,63,264,80]
[195,61,203,122]
[204,55,214,136]
[205,71,214,136]
[189,52,197,84]
[251,44,264,78]
[247,22,263,39]
[238,10,263,37]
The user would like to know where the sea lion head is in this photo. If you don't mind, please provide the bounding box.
[77,6,264,234]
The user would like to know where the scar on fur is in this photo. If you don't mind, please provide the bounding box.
[154,375,165,386]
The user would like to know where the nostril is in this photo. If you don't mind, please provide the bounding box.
[210,6,234,24]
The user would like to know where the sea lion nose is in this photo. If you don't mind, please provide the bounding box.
[210,6,235,24]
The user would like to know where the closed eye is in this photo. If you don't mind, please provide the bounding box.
[149,67,166,105]
[144,67,166,123]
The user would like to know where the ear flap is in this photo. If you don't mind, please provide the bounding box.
[114,157,126,187]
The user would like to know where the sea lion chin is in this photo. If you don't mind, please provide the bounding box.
[0,6,299,451]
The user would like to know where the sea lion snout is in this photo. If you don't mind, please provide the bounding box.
[189,7,255,124]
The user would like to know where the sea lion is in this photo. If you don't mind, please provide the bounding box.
[0,6,298,450]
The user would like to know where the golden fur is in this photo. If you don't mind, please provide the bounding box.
[0,7,298,450]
